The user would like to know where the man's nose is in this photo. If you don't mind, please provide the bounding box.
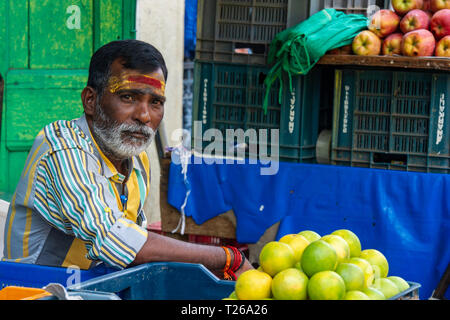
[134,101,152,125]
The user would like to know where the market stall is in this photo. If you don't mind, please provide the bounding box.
[164,0,450,301]
[166,153,449,300]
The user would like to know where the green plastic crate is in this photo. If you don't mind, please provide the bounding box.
[192,61,323,163]
[331,69,450,173]
[195,0,309,65]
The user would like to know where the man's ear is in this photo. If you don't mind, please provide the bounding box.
[81,86,98,116]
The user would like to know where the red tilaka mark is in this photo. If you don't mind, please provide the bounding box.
[127,75,164,89]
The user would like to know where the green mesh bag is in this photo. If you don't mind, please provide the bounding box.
[263,8,369,113]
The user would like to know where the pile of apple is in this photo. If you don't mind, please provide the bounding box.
[350,0,450,57]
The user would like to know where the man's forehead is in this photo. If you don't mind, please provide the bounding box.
[109,58,165,81]
[107,60,166,96]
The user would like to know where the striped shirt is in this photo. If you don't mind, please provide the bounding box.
[2,114,150,270]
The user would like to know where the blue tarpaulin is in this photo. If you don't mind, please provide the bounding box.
[168,155,450,299]
[184,0,198,59]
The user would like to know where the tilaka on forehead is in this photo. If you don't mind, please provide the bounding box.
[127,75,165,89]
[108,74,165,94]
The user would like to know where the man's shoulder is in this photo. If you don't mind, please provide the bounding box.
[42,118,93,154]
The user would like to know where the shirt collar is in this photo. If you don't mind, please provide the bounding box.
[75,113,143,181]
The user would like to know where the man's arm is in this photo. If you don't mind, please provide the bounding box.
[35,147,148,269]
[132,231,253,278]
[35,129,252,277]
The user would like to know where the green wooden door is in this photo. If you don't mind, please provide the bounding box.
[0,0,136,200]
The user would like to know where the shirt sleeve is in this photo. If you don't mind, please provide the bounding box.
[33,146,148,269]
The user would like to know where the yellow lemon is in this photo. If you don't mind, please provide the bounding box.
[307,271,346,300]
[301,240,338,277]
[360,249,389,278]
[372,278,400,299]
[271,268,309,300]
[331,229,362,257]
[298,230,321,243]
[363,287,386,300]
[235,270,272,300]
[259,241,296,277]
[344,290,371,300]
[321,234,350,264]
[347,257,375,289]
[279,234,310,262]
[387,276,410,293]
[335,262,365,291]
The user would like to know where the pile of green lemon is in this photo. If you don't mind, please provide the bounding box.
[225,229,411,300]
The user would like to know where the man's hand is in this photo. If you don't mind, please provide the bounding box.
[210,257,254,280]
[133,231,256,281]
[234,258,254,279]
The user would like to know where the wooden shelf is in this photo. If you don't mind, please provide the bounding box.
[316,54,450,72]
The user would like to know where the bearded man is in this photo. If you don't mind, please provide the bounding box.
[2,40,252,279]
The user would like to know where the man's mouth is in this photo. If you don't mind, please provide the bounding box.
[123,130,150,140]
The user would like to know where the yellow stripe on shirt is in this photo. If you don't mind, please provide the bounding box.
[23,133,45,178]
[124,170,140,222]
[139,152,150,197]
[6,193,17,259]
[22,151,49,258]
[61,238,93,270]
[118,219,148,238]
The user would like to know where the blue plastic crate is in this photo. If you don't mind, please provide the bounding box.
[390,281,421,300]
[67,263,420,300]
[39,288,121,300]
[0,261,115,289]
[65,261,421,300]
[68,262,235,300]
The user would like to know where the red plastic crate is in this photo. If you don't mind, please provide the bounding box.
[148,222,249,258]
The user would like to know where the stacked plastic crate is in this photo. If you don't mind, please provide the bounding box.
[310,2,449,174]
[192,0,325,163]
[331,69,449,173]
[306,1,449,174]
[310,0,386,16]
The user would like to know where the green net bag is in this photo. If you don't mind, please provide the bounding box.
[263,8,369,113]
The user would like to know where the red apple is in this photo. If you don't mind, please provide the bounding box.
[430,0,450,11]
[435,35,450,56]
[431,9,450,39]
[392,0,424,15]
[402,29,436,56]
[423,0,435,18]
[400,9,431,33]
[352,30,382,56]
[369,9,401,38]
[382,33,404,55]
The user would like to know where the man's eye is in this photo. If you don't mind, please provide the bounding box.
[121,94,133,101]
[152,98,163,106]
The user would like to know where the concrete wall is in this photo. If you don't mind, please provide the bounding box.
[135,0,185,224]
[0,199,9,258]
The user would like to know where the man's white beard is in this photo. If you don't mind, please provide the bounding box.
[91,103,155,159]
